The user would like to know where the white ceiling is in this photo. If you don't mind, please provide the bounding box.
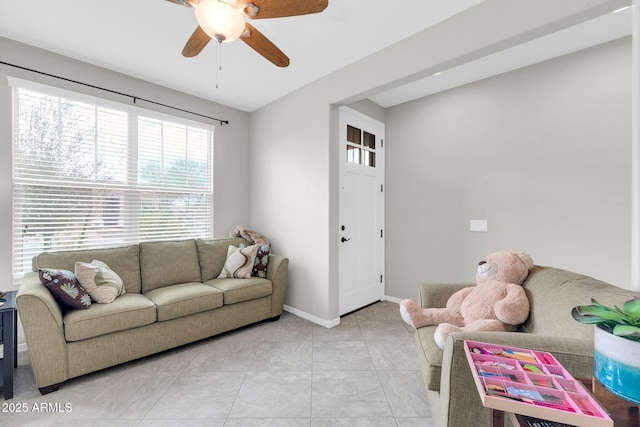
[369,6,632,107]
[0,1,632,112]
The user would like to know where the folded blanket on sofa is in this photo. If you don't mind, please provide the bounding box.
[229,225,269,246]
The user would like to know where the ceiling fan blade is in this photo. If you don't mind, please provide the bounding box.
[166,0,193,7]
[242,0,328,19]
[240,23,289,67]
[182,26,212,57]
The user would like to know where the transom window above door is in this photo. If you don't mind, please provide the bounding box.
[346,124,376,167]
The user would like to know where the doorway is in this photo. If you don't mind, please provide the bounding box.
[338,107,385,315]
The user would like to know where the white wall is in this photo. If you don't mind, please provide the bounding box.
[386,37,632,299]
[247,87,334,324]
[346,99,387,124]
[631,0,640,288]
[248,0,627,324]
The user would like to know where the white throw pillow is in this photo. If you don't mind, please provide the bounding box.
[217,245,259,279]
[74,260,125,303]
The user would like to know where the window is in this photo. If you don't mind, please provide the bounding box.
[346,124,376,167]
[11,80,214,281]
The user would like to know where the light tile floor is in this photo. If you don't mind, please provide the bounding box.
[1,301,434,426]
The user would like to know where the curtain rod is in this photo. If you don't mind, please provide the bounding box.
[0,61,229,126]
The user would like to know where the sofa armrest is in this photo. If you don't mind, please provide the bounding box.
[16,271,69,388]
[418,283,474,308]
[267,254,289,318]
[437,331,593,427]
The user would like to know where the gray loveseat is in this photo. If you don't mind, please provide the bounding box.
[414,265,640,427]
[16,237,289,394]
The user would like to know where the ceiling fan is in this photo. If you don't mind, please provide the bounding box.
[167,0,329,67]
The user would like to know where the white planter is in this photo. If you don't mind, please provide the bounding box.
[593,324,640,404]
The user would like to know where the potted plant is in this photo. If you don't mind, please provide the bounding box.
[572,298,640,404]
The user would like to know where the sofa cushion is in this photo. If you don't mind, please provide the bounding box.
[206,277,272,305]
[33,245,142,294]
[196,237,249,281]
[63,294,156,341]
[140,240,202,293]
[74,260,125,303]
[415,325,443,391]
[145,282,224,322]
[39,268,92,310]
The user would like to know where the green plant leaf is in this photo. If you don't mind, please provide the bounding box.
[613,324,640,337]
[574,303,626,322]
[571,307,616,325]
[623,298,640,318]
[573,298,640,331]
[571,308,596,323]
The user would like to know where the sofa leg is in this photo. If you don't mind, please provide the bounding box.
[269,315,281,322]
[39,384,60,395]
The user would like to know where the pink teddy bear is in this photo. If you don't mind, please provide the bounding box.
[400,251,533,348]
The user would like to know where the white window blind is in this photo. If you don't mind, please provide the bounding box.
[12,81,214,281]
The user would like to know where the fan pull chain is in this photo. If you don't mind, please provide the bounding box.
[215,41,221,89]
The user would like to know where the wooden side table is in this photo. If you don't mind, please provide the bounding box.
[589,377,639,427]
[0,290,18,400]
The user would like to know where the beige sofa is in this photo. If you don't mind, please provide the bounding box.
[415,265,640,427]
[16,237,289,394]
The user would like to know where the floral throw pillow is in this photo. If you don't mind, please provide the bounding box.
[39,268,91,310]
[217,245,259,279]
[241,243,271,278]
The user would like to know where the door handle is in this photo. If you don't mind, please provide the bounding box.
[341,237,351,243]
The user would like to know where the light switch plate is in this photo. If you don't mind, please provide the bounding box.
[470,219,488,232]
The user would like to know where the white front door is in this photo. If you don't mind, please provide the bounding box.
[338,107,385,316]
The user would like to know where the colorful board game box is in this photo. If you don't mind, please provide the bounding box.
[464,340,613,427]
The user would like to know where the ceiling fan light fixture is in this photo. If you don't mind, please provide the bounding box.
[195,0,245,43]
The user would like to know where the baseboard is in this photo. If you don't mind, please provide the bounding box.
[17,342,28,355]
[283,297,403,328]
[383,295,403,304]
[282,304,340,328]
[0,342,29,359]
